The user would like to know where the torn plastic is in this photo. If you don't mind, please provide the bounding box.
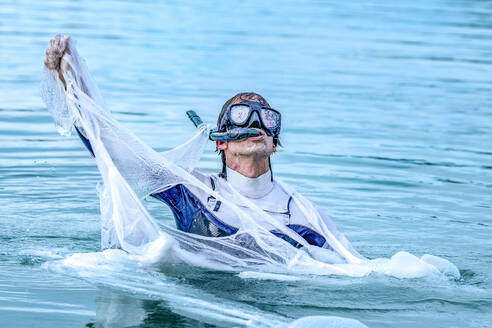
[40,37,374,276]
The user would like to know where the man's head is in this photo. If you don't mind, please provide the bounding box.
[216,92,281,178]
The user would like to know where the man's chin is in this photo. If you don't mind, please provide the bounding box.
[246,144,274,157]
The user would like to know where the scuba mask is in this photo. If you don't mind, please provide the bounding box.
[186,101,281,143]
[216,101,281,142]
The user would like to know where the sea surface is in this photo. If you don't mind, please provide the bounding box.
[1,0,491,327]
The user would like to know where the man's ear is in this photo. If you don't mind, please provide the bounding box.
[216,141,227,150]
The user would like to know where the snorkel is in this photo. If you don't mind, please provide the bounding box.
[186,110,263,142]
[187,93,280,179]
[186,100,281,143]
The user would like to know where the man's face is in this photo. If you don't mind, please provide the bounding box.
[218,127,276,160]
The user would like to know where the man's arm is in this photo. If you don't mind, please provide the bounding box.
[45,35,96,157]
[43,35,209,200]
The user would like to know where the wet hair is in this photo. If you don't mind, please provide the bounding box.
[217,92,276,179]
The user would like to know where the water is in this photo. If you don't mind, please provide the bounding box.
[1,0,491,327]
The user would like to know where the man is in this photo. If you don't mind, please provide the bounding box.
[43,35,362,263]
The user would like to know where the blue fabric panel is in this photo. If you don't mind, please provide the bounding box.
[153,185,238,236]
[271,225,326,248]
[271,230,302,248]
[287,224,326,247]
[75,126,95,157]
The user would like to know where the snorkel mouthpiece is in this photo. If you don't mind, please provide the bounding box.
[186,110,261,142]
[209,128,261,142]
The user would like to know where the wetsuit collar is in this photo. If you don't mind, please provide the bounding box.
[226,167,274,199]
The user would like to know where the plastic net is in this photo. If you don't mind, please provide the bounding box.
[40,37,368,276]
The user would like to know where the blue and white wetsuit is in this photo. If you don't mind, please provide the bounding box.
[75,127,359,256]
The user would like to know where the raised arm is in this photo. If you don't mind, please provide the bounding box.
[44,35,98,157]
[42,35,209,199]
[42,35,212,253]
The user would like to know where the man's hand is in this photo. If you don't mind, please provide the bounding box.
[44,34,71,88]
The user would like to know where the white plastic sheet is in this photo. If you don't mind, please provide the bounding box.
[39,37,393,276]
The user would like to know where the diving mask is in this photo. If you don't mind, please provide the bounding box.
[186,101,281,142]
[218,101,281,141]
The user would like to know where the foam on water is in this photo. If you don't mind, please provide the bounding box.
[421,254,461,278]
[45,247,460,326]
[46,250,288,327]
[133,233,460,279]
[45,250,371,327]
[237,251,460,282]
[367,251,460,279]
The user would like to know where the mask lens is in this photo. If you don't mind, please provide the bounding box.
[229,105,250,125]
[260,108,280,129]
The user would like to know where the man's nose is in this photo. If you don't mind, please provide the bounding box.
[247,111,261,129]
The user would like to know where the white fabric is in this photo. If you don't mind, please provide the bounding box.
[195,168,358,261]
[40,37,365,275]
[225,167,274,199]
